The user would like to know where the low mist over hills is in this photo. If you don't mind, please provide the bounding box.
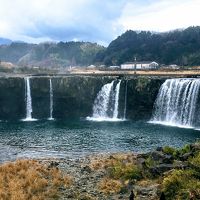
[0,41,105,68]
[1,26,200,68]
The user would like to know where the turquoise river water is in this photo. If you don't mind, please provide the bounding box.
[0,119,199,163]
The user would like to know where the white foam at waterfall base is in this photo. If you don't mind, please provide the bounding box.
[86,116,125,122]
[150,78,200,129]
[148,120,194,129]
[86,80,125,122]
[22,117,38,122]
[48,117,54,121]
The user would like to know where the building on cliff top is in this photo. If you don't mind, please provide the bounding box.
[121,61,159,70]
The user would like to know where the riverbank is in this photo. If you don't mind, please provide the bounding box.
[1,141,200,200]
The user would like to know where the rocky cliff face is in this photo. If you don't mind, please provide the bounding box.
[121,78,164,120]
[0,76,164,121]
[0,77,25,120]
[50,76,112,119]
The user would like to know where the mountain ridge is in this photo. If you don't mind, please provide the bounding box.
[1,26,200,67]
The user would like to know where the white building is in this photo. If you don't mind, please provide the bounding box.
[109,65,120,69]
[87,65,96,69]
[121,61,159,69]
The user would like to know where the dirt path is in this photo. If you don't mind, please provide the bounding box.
[70,69,200,78]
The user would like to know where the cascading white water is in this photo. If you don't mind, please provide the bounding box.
[48,78,54,120]
[123,80,128,120]
[150,78,200,128]
[92,80,114,119]
[113,80,121,118]
[22,77,37,121]
[87,80,124,121]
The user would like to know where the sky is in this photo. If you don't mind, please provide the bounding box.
[0,0,200,46]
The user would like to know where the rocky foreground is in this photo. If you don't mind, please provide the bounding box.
[43,141,200,200]
[1,142,200,200]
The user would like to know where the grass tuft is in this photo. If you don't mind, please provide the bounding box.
[0,159,72,200]
[98,178,123,194]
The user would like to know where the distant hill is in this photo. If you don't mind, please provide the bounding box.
[0,42,35,63]
[97,26,200,66]
[0,41,105,67]
[18,42,105,67]
[1,26,200,68]
[0,37,12,45]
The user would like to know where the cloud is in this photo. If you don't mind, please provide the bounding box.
[119,0,200,32]
[0,0,126,45]
[0,0,200,45]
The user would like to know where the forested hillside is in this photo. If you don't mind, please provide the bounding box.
[0,42,105,67]
[97,26,200,66]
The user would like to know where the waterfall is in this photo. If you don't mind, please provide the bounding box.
[87,80,124,121]
[48,79,54,120]
[123,80,128,120]
[150,78,200,128]
[22,77,37,121]
[91,80,114,119]
[113,80,121,118]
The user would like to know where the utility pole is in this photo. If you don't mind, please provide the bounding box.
[134,57,137,74]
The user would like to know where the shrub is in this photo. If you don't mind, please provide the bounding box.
[136,78,151,92]
[162,169,200,200]
[144,156,158,168]
[163,146,177,156]
[178,144,191,155]
[189,152,200,167]
[108,161,142,181]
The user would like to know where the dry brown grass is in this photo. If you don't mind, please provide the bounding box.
[94,154,142,195]
[89,153,136,171]
[137,179,160,187]
[0,159,72,200]
[70,68,200,77]
[98,178,123,194]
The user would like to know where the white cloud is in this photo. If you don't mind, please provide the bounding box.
[0,0,199,44]
[119,0,200,32]
[0,0,126,44]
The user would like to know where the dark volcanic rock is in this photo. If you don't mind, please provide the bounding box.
[0,77,25,120]
[0,75,164,120]
[123,78,164,120]
[150,164,174,175]
[156,147,163,152]
[180,152,194,161]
